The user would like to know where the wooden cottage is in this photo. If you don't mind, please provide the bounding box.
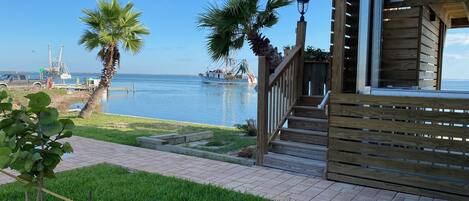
[256,0,469,199]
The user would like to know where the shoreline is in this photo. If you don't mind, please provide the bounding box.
[101,112,237,129]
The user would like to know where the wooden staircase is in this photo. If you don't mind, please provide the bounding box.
[263,96,328,177]
[256,21,330,177]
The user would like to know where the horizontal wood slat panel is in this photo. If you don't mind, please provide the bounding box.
[329,138,469,167]
[329,150,469,181]
[383,7,420,18]
[329,127,469,154]
[327,173,467,200]
[328,162,469,197]
[331,93,469,110]
[330,116,468,138]
[328,93,469,199]
[330,104,469,124]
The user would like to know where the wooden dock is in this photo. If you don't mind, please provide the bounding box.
[53,84,134,93]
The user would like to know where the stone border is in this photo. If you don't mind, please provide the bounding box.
[137,131,255,166]
[151,144,255,166]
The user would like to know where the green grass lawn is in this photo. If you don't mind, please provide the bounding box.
[68,113,256,154]
[0,164,268,201]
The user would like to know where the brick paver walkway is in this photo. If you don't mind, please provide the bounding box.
[0,137,441,201]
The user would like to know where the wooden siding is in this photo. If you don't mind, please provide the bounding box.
[327,93,469,200]
[331,0,360,93]
[381,4,421,88]
[419,6,442,90]
[380,2,445,89]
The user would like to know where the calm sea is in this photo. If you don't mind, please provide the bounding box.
[78,73,257,126]
[5,72,469,126]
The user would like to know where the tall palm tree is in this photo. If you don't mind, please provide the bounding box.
[198,0,291,72]
[78,0,149,118]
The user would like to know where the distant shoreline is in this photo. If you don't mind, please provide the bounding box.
[0,71,203,77]
[1,71,468,80]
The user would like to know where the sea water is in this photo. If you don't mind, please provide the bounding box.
[93,74,257,127]
[7,72,469,126]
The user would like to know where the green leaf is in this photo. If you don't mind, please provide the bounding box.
[62,142,73,153]
[43,153,60,167]
[49,141,62,148]
[7,137,16,149]
[41,121,63,137]
[62,130,73,138]
[43,168,56,179]
[0,91,8,100]
[24,158,34,172]
[25,92,51,112]
[47,148,63,156]
[31,153,42,162]
[0,119,14,130]
[0,147,10,167]
[0,103,12,111]
[4,123,27,137]
[24,153,42,172]
[39,108,59,125]
[59,119,75,130]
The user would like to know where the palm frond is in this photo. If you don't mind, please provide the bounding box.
[79,0,150,59]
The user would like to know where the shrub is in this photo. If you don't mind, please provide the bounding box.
[0,91,74,201]
[234,119,257,136]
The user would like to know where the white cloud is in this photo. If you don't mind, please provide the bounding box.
[446,33,469,46]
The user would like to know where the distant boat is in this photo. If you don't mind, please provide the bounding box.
[199,58,257,85]
[41,45,73,82]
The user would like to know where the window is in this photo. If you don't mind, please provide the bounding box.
[441,28,469,92]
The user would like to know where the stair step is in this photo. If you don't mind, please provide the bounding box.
[300,96,323,106]
[264,152,326,177]
[293,106,327,119]
[288,116,328,132]
[271,140,327,161]
[280,128,328,145]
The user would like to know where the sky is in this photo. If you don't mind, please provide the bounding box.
[0,0,467,79]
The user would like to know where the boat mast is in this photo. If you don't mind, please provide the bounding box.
[48,44,52,68]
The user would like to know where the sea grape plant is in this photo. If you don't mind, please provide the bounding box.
[0,91,74,201]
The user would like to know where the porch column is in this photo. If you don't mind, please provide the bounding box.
[331,0,347,93]
[296,21,307,97]
[256,56,268,166]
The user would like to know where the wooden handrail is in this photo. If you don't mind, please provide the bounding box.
[268,104,296,144]
[258,45,302,160]
[269,46,302,87]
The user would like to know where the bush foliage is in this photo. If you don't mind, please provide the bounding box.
[0,91,74,200]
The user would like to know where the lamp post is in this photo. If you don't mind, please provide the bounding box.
[297,0,310,22]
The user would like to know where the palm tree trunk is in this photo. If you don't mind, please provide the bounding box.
[246,32,283,73]
[79,46,117,119]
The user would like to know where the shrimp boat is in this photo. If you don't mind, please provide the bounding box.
[199,58,257,85]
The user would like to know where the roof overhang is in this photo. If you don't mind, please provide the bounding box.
[402,0,469,28]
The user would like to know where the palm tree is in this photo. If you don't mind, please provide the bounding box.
[198,0,291,72]
[78,0,149,118]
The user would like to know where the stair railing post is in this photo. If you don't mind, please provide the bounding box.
[257,56,269,166]
[296,21,307,99]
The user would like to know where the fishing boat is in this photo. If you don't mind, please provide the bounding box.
[199,58,257,85]
[40,45,73,83]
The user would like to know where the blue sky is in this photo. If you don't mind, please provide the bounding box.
[0,0,467,79]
